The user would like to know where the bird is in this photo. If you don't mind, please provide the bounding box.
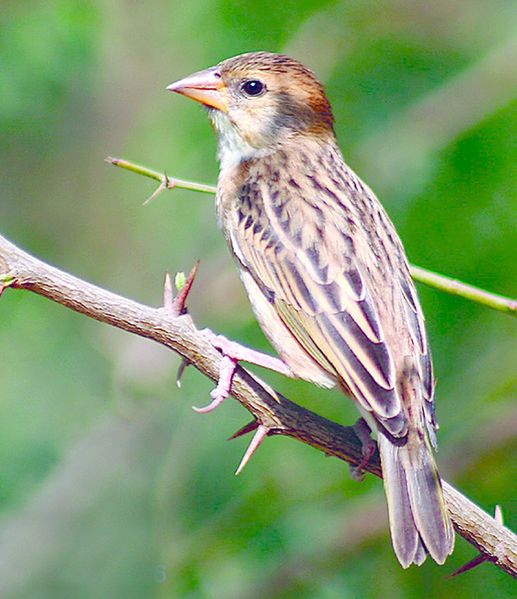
[167,51,454,568]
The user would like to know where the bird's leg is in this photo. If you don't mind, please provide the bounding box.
[203,330,292,375]
[191,329,292,414]
[349,418,377,481]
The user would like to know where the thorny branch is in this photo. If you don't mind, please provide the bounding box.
[0,232,515,576]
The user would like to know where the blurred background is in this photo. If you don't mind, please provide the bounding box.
[1,1,516,597]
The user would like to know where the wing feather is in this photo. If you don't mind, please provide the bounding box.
[225,162,433,439]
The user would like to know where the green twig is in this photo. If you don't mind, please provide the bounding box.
[105,157,216,194]
[410,265,516,317]
[106,156,517,318]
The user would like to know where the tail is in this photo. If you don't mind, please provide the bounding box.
[377,433,454,567]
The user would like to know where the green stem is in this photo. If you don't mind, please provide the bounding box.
[105,157,216,194]
[107,156,517,318]
[410,265,516,317]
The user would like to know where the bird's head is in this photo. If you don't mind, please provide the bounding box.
[167,51,335,167]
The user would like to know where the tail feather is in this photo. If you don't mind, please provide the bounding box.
[378,433,454,567]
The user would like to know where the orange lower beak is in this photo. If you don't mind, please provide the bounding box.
[167,67,228,112]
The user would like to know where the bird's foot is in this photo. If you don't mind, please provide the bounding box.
[192,354,238,413]
[191,330,292,413]
[349,418,376,481]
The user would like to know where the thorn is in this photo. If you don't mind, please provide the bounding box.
[163,272,174,311]
[228,420,259,440]
[171,261,199,316]
[449,505,504,577]
[163,262,199,318]
[235,425,269,475]
[143,174,169,206]
[176,358,190,388]
[449,554,488,578]
[142,171,177,206]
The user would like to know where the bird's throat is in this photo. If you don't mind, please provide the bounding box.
[209,109,277,170]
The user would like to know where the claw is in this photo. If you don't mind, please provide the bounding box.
[191,391,226,414]
[235,425,269,475]
[192,355,237,413]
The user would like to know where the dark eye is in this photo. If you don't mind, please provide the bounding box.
[240,79,266,97]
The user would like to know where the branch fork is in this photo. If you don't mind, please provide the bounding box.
[143,172,176,206]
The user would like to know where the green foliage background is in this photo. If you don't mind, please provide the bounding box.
[1,1,515,597]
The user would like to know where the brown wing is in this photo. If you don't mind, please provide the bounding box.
[225,159,434,439]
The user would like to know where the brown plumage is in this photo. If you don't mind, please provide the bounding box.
[167,51,454,567]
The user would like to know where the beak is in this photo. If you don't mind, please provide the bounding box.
[166,67,228,112]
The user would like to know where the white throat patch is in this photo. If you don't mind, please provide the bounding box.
[210,110,274,169]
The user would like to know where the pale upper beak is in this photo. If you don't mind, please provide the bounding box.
[166,67,228,112]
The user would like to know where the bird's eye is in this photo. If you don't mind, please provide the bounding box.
[240,79,266,97]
